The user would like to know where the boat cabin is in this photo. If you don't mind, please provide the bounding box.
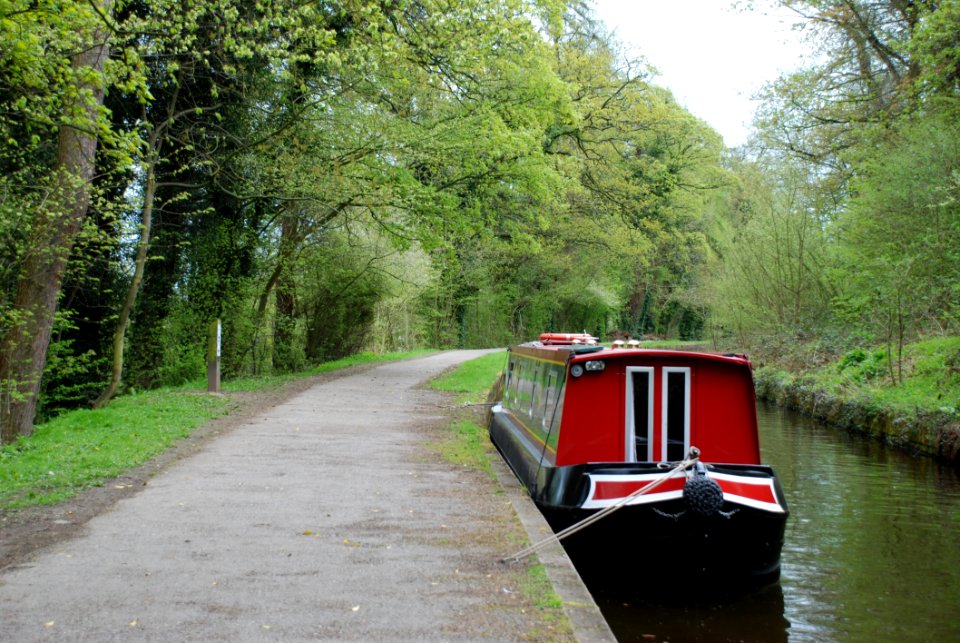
[501,340,761,468]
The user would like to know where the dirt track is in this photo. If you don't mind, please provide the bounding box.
[0,351,600,641]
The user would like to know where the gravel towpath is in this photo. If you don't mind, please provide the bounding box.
[0,351,612,641]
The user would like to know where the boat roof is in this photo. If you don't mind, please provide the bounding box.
[511,341,752,367]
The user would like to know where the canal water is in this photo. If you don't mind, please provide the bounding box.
[588,402,960,642]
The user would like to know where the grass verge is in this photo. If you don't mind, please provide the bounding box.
[428,350,506,479]
[0,350,434,511]
[0,391,229,509]
[429,350,506,404]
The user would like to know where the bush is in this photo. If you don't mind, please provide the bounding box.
[838,347,887,383]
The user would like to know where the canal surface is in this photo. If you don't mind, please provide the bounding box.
[589,402,960,642]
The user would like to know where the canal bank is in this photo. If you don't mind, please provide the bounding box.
[754,368,960,461]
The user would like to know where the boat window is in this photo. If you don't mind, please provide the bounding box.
[505,358,516,403]
[512,359,523,406]
[663,367,690,461]
[546,368,564,452]
[626,367,654,461]
[516,360,533,412]
[542,370,557,429]
[529,361,541,417]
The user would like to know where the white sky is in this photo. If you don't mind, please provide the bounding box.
[590,0,809,147]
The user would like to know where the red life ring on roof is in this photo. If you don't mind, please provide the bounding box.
[539,332,599,345]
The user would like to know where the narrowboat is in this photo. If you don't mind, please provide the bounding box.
[489,334,788,586]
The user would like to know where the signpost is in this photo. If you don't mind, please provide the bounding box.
[207,319,221,393]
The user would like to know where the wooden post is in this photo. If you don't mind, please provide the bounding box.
[207,319,221,393]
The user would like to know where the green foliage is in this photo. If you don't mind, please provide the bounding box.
[299,227,393,363]
[837,347,888,384]
[703,154,836,344]
[706,2,960,378]
[1,0,774,437]
[36,312,109,420]
[837,111,960,338]
[910,1,960,98]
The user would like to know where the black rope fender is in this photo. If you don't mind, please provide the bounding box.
[684,462,725,516]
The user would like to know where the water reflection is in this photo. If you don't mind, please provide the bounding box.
[761,403,960,642]
[596,583,789,642]
[589,402,960,642]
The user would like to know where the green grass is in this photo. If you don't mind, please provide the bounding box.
[0,390,229,509]
[519,563,565,610]
[429,350,506,403]
[428,350,505,478]
[431,419,496,478]
[0,350,436,511]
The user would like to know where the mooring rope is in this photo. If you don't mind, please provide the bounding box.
[503,448,700,563]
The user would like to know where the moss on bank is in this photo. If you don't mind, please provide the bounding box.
[753,337,960,461]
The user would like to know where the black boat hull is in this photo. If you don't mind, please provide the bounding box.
[541,500,787,589]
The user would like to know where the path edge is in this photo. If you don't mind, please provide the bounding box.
[492,458,617,642]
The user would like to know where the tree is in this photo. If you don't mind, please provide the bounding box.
[736,1,960,364]
[834,111,960,376]
[537,6,727,340]
[0,0,114,442]
[92,0,366,404]
[705,153,836,344]
[755,0,929,180]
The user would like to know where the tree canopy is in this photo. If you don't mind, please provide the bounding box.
[707,0,960,376]
[3,0,958,440]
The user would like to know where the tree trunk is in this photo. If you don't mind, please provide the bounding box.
[93,155,157,408]
[272,215,299,372]
[94,71,182,407]
[0,6,112,442]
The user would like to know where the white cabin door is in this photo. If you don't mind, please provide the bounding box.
[625,367,654,461]
[626,366,691,462]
